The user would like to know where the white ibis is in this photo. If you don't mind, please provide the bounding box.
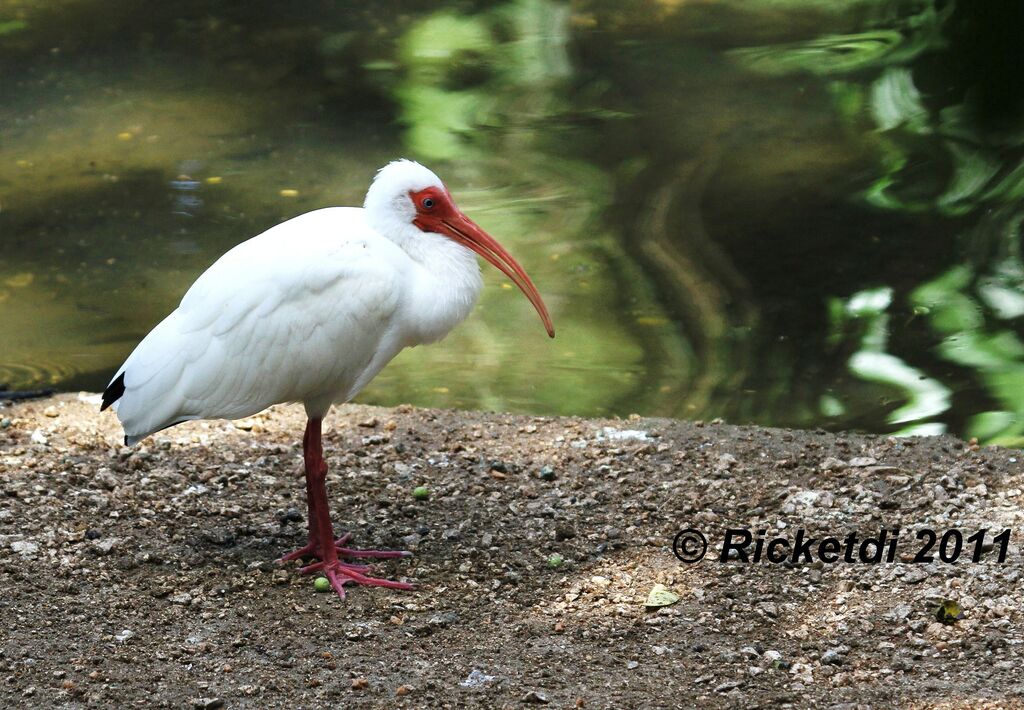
[101,159,554,598]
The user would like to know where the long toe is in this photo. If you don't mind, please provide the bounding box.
[332,532,412,559]
[324,561,415,600]
[278,541,318,563]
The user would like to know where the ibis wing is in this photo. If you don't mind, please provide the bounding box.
[108,208,408,443]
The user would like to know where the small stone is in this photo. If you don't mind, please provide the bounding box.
[644,584,679,608]
[191,699,223,710]
[903,568,929,584]
[169,592,193,605]
[538,465,556,481]
[10,540,39,557]
[889,603,912,620]
[351,677,369,690]
[95,469,119,491]
[30,429,48,445]
[554,525,575,541]
[358,417,378,428]
[714,680,741,693]
[0,418,10,428]
[459,669,496,688]
[115,630,134,644]
[715,453,738,471]
[92,538,118,555]
[626,660,639,670]
[428,611,459,628]
[521,690,550,704]
[396,685,414,696]
[821,646,848,665]
[43,406,59,418]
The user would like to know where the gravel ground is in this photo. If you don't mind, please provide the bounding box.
[1,393,1023,709]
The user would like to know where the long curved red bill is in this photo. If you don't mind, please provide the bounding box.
[437,213,555,338]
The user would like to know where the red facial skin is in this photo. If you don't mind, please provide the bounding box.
[409,187,555,338]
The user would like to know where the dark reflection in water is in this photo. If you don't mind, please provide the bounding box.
[1,0,1022,445]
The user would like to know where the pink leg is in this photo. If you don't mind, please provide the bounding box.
[277,417,413,598]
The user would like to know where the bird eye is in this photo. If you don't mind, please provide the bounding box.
[422,197,435,209]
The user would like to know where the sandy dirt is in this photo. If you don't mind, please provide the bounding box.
[1,393,1022,709]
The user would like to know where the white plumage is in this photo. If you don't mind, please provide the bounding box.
[106,162,504,442]
[101,159,553,598]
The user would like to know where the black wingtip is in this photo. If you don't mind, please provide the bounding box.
[100,372,126,412]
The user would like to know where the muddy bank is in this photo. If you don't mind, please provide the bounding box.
[1,394,1022,709]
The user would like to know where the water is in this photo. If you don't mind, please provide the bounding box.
[2,0,1023,446]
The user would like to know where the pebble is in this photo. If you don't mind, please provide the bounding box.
[903,568,929,584]
[888,603,912,620]
[554,525,575,541]
[819,456,847,471]
[428,611,459,628]
[820,646,848,665]
[10,540,39,557]
[43,406,59,418]
[715,453,738,471]
[521,690,550,704]
[460,670,496,687]
[191,699,223,710]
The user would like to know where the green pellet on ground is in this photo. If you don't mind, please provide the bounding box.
[547,554,563,568]
[413,486,430,500]
[314,577,331,592]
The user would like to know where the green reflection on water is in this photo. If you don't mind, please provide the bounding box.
[1,0,1023,446]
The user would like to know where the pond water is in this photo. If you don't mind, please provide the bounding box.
[2,0,1023,445]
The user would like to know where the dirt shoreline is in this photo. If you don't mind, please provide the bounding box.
[1,393,1022,709]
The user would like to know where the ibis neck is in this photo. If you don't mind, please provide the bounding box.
[399,228,483,345]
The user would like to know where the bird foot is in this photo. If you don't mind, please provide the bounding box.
[278,532,414,599]
[300,559,415,599]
